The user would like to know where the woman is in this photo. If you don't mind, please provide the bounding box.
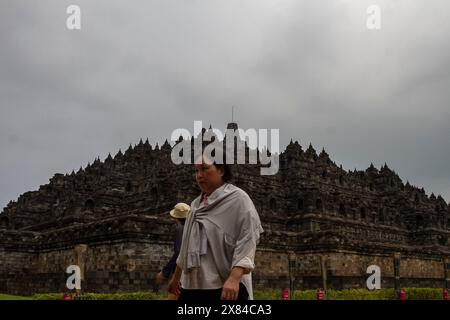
[168,154,263,302]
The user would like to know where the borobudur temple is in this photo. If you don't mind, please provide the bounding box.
[0,123,449,295]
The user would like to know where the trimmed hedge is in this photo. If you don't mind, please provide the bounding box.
[254,288,445,300]
[33,292,164,300]
[404,288,443,300]
[32,288,447,300]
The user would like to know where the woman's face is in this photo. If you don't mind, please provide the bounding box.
[195,157,224,195]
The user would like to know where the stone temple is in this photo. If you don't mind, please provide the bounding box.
[0,123,449,296]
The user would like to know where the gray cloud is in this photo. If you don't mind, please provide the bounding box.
[1,0,449,209]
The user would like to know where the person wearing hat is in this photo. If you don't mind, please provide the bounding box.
[155,203,190,289]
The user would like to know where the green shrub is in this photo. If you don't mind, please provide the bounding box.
[31,288,446,300]
[253,289,283,300]
[254,288,444,300]
[33,293,65,300]
[323,289,395,300]
[83,292,163,300]
[32,292,164,300]
[293,290,319,300]
[404,288,442,300]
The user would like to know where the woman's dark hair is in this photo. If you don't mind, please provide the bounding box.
[178,218,186,225]
[199,144,233,182]
[213,163,233,182]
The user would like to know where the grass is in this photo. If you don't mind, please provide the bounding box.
[1,288,447,300]
[0,294,33,300]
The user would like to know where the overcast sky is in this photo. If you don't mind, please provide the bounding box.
[1,0,449,210]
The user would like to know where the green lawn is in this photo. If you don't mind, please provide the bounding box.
[0,294,32,300]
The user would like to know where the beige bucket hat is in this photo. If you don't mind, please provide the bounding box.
[169,202,190,219]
